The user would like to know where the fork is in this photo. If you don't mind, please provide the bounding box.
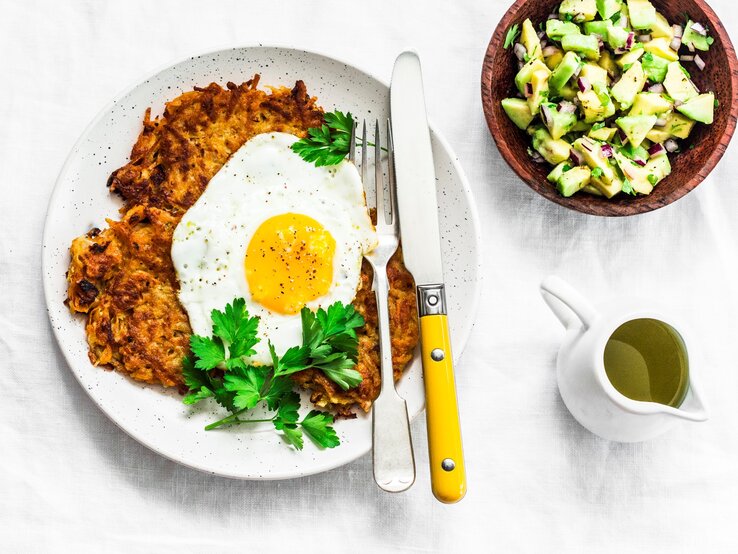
[351,119,416,493]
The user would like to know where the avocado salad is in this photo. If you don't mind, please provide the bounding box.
[501,0,717,198]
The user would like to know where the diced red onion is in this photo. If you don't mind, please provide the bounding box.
[617,15,628,28]
[538,30,546,40]
[518,60,525,71]
[598,38,605,51]
[542,45,559,57]
[601,144,614,158]
[687,41,696,52]
[673,24,684,38]
[558,100,577,113]
[525,82,533,97]
[577,76,591,92]
[654,117,667,127]
[541,39,549,49]
[691,22,707,36]
[626,32,635,50]
[664,139,679,152]
[670,37,682,51]
[680,55,695,61]
[639,34,652,42]
[648,143,666,157]
[548,13,559,20]
[673,98,683,107]
[573,63,583,77]
[618,129,629,146]
[570,149,584,165]
[614,47,628,55]
[695,54,706,71]
[648,83,665,93]
[514,43,527,61]
[634,158,647,167]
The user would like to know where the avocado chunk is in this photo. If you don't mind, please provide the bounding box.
[663,62,699,102]
[676,93,715,124]
[627,0,656,30]
[559,0,598,23]
[641,52,669,82]
[547,161,570,183]
[616,114,657,147]
[515,58,550,95]
[578,88,615,123]
[501,98,535,130]
[549,51,582,92]
[682,21,712,52]
[643,38,678,62]
[646,113,694,142]
[572,136,617,186]
[616,48,645,69]
[650,12,674,39]
[614,151,653,194]
[645,153,671,185]
[532,127,571,164]
[588,125,617,141]
[584,20,611,38]
[559,84,579,101]
[527,69,551,115]
[546,20,581,41]
[598,50,618,77]
[611,61,646,109]
[581,184,605,196]
[596,0,622,20]
[561,34,601,60]
[629,92,672,115]
[544,47,565,70]
[557,166,591,197]
[607,26,630,50]
[521,18,544,60]
[580,62,609,88]
[541,102,578,139]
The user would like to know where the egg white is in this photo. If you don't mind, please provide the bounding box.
[171,132,377,365]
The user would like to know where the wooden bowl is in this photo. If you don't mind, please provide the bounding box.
[482,0,738,216]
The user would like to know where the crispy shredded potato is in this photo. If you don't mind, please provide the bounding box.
[66,76,419,413]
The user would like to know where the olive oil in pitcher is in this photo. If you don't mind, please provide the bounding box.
[603,318,689,408]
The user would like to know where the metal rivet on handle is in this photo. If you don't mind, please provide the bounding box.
[427,295,438,306]
[431,348,445,361]
[441,458,455,472]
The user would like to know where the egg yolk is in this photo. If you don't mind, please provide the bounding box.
[245,213,336,314]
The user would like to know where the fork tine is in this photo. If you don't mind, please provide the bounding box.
[349,119,357,163]
[361,120,368,188]
[374,120,386,225]
[387,118,398,229]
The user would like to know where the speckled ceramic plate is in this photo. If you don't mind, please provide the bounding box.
[42,45,481,480]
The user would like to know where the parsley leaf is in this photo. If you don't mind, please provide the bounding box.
[592,167,604,179]
[190,335,225,369]
[503,23,520,49]
[182,356,214,405]
[301,410,340,448]
[291,111,355,167]
[273,392,304,449]
[223,365,268,410]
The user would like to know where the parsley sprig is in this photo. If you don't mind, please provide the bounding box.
[183,299,364,449]
[290,110,385,167]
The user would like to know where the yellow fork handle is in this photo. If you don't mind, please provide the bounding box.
[420,314,466,503]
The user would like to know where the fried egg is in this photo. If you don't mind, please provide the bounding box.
[171,132,377,365]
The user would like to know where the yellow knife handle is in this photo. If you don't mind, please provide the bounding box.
[417,285,466,504]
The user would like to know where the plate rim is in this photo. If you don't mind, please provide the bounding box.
[42,43,483,480]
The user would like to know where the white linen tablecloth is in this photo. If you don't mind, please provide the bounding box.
[3,0,738,551]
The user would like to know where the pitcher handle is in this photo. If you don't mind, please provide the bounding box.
[540,276,598,331]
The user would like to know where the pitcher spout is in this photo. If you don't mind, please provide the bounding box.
[670,379,709,422]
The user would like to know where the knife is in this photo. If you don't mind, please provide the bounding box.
[390,51,466,504]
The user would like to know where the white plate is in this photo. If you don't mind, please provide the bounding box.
[42,46,481,480]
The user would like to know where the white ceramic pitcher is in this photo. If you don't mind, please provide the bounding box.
[540,275,708,442]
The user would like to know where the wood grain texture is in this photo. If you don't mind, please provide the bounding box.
[481,0,738,216]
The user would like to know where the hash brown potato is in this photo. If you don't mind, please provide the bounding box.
[66,76,419,413]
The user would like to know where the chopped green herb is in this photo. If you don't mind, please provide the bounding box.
[622,179,636,196]
[591,167,604,178]
[647,174,658,185]
[504,23,521,49]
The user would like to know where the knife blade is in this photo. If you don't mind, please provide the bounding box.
[390,50,467,504]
